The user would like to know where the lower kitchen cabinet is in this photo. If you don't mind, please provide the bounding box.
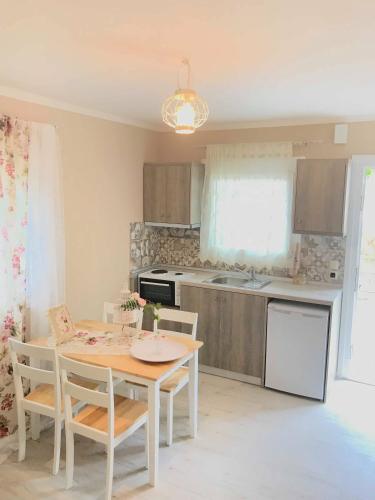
[180,285,267,380]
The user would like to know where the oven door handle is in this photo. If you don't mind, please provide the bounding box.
[140,281,170,287]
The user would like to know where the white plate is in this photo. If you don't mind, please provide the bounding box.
[130,338,188,363]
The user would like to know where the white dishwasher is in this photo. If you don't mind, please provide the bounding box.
[265,300,330,400]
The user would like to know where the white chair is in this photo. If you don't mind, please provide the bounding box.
[60,355,148,500]
[102,301,143,330]
[8,338,98,475]
[133,308,198,446]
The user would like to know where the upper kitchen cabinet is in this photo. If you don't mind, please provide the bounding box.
[143,162,205,227]
[293,158,349,236]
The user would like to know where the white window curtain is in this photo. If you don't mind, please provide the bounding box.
[200,143,297,269]
[26,122,65,339]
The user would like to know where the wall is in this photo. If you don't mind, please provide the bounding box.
[2,98,374,311]
[130,223,345,283]
[0,95,160,320]
[151,121,375,283]
[157,121,375,163]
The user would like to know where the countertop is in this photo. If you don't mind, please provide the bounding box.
[132,265,342,306]
[178,270,342,306]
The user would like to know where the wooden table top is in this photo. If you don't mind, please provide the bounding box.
[30,319,203,382]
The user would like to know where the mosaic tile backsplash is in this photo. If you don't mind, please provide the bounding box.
[130,223,346,283]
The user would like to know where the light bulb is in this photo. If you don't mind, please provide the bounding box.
[175,102,196,134]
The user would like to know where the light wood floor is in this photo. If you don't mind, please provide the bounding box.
[1,374,375,499]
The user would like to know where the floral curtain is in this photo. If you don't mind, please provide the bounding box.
[0,115,30,437]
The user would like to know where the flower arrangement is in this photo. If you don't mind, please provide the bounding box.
[120,292,146,311]
[119,292,162,330]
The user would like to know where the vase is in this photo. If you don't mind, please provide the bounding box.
[120,309,139,325]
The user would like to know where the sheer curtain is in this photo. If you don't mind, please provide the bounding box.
[200,143,297,269]
[27,122,65,339]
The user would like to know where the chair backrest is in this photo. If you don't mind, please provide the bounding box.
[59,355,114,444]
[102,301,143,329]
[8,338,60,417]
[154,308,198,339]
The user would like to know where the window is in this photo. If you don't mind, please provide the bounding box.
[200,146,296,269]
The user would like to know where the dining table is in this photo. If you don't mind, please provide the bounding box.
[29,319,203,486]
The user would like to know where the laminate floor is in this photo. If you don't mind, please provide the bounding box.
[1,374,374,499]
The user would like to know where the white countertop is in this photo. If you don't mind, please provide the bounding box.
[178,269,342,306]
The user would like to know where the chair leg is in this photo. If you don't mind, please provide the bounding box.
[31,413,40,441]
[52,418,62,475]
[145,421,149,469]
[65,428,74,489]
[166,393,174,447]
[17,408,26,462]
[105,445,114,500]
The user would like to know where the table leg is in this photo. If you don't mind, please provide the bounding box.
[148,381,160,486]
[189,352,198,438]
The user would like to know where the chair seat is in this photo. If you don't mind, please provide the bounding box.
[73,395,148,437]
[25,377,99,409]
[128,367,189,394]
[161,367,189,392]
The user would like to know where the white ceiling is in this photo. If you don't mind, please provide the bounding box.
[1,0,375,130]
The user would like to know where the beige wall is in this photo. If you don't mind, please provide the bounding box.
[158,122,375,162]
[0,95,159,320]
[2,91,375,320]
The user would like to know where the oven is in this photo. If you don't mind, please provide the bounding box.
[139,278,176,307]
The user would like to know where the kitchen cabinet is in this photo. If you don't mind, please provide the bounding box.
[143,162,204,226]
[180,285,267,380]
[293,158,348,236]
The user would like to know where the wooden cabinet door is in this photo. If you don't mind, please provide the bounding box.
[229,293,266,378]
[180,285,266,379]
[294,159,348,235]
[165,165,191,224]
[143,164,167,223]
[180,285,221,367]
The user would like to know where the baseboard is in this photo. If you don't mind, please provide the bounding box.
[199,364,262,385]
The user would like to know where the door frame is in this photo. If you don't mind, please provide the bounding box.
[337,155,375,378]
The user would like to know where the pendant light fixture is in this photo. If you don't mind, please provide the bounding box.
[161,58,209,134]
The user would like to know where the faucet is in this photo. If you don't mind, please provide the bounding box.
[235,266,256,281]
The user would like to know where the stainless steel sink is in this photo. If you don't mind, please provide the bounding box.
[208,276,249,286]
[243,278,271,289]
[204,274,272,289]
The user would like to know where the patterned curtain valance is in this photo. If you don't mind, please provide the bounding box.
[206,142,293,160]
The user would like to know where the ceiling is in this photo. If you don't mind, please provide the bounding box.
[1,0,375,130]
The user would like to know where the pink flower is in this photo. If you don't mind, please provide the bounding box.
[137,298,146,307]
[12,254,20,276]
[3,313,15,330]
[0,393,14,412]
[131,292,140,299]
[75,331,88,338]
[5,163,15,179]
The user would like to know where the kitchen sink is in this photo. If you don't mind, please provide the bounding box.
[204,274,272,289]
[243,279,271,289]
[208,276,249,286]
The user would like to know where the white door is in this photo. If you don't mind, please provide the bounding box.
[338,155,375,384]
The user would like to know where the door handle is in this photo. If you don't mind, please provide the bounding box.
[140,281,169,287]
